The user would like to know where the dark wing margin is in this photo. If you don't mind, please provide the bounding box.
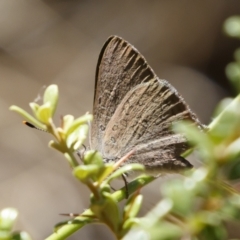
[93,36,114,104]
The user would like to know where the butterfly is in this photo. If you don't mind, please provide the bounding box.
[90,36,204,175]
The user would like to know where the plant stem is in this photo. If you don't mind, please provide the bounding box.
[45,175,154,240]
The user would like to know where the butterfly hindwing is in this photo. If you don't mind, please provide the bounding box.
[102,77,202,170]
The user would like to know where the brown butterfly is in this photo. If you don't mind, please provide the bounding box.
[90,36,204,175]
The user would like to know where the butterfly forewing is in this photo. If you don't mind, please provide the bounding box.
[91,36,204,172]
[91,36,156,151]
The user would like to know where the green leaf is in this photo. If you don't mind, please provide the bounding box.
[62,115,74,132]
[198,224,227,240]
[29,102,40,116]
[144,199,173,222]
[66,124,88,150]
[124,220,183,240]
[124,194,143,218]
[0,208,18,231]
[224,158,240,180]
[209,94,240,143]
[173,121,214,161]
[99,184,112,195]
[224,16,240,38]
[36,102,52,124]
[91,192,120,233]
[225,62,240,93]
[122,218,140,232]
[66,114,93,137]
[12,231,32,240]
[9,106,46,130]
[161,181,196,216]
[83,150,104,166]
[43,84,58,116]
[212,98,233,118]
[73,165,103,182]
[49,140,64,153]
[45,208,95,240]
[226,195,240,219]
[224,137,240,160]
[54,218,92,232]
[97,165,115,183]
[110,175,155,201]
[106,164,145,184]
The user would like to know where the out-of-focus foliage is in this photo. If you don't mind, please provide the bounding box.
[123,16,240,240]
[0,208,32,240]
[124,96,240,239]
[224,16,240,93]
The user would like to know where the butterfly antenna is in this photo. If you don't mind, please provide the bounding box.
[23,121,48,132]
[121,174,129,199]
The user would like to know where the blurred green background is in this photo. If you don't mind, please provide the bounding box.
[1,1,240,239]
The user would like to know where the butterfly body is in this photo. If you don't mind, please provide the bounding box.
[91,36,204,174]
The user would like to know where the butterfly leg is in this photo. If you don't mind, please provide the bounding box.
[122,173,129,199]
[109,175,128,199]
